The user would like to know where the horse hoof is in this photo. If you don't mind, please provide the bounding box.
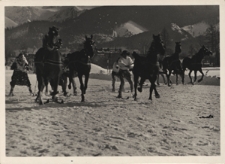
[56,99,64,104]
[116,95,122,98]
[63,92,68,97]
[44,99,49,104]
[148,97,152,100]
[68,85,71,89]
[155,94,160,98]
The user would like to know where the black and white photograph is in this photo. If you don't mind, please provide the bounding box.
[1,0,224,163]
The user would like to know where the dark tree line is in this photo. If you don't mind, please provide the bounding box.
[160,25,220,66]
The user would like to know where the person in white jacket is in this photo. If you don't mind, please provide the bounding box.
[116,50,134,98]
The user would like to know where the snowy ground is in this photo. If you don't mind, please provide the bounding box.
[5,66,220,156]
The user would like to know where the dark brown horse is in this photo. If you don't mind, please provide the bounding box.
[182,45,212,84]
[34,28,64,104]
[162,42,184,86]
[132,34,165,101]
[66,35,95,102]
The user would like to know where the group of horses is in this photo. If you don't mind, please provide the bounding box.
[34,26,95,104]
[113,36,212,100]
[33,29,212,105]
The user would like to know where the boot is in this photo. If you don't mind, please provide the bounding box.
[8,87,14,96]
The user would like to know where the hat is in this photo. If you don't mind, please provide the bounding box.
[121,50,130,56]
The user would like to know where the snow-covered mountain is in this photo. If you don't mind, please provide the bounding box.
[181,22,210,37]
[113,21,147,37]
[5,6,55,24]
[5,6,96,25]
[5,17,18,28]
[48,7,84,22]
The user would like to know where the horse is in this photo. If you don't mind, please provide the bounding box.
[132,34,165,101]
[66,35,95,102]
[34,28,64,104]
[182,45,212,84]
[162,42,184,86]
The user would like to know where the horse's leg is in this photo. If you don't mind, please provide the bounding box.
[138,77,145,92]
[112,72,116,92]
[194,70,197,82]
[51,77,59,100]
[176,73,179,85]
[71,77,77,96]
[188,70,193,84]
[117,72,124,98]
[84,73,89,94]
[61,74,68,96]
[38,77,45,105]
[166,70,172,86]
[198,68,204,82]
[152,74,160,99]
[180,71,184,84]
[156,74,160,85]
[133,74,139,101]
[48,79,54,95]
[78,74,85,102]
[68,80,72,89]
[148,77,156,100]
[67,70,73,90]
[156,73,162,85]
[161,73,167,85]
[45,83,49,95]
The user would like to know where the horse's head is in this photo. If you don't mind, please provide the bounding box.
[204,47,213,56]
[199,45,212,56]
[152,34,165,55]
[131,51,139,59]
[175,42,182,54]
[63,55,70,67]
[48,26,59,37]
[84,35,95,58]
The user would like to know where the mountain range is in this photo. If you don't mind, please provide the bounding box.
[5,6,219,58]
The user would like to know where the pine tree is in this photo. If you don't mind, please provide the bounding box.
[205,24,220,66]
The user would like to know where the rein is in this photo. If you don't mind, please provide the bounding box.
[67,60,91,66]
[34,60,63,66]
